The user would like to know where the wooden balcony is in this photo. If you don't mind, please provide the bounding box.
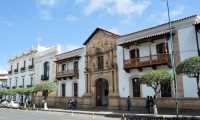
[56,69,79,79]
[123,53,172,72]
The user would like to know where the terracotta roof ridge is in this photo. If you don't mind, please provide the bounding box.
[121,15,197,37]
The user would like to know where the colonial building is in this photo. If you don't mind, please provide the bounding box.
[54,47,85,97]
[35,15,200,110]
[7,45,57,102]
[34,44,61,97]
[0,70,7,90]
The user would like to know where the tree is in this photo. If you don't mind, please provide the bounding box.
[35,81,58,109]
[28,87,39,109]
[138,70,173,115]
[7,89,17,101]
[176,56,200,98]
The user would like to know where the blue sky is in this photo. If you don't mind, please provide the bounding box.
[0,0,199,71]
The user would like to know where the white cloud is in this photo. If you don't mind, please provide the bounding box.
[108,28,119,34]
[60,44,81,52]
[75,0,150,16]
[36,37,43,43]
[40,10,51,20]
[0,17,13,27]
[37,0,67,7]
[147,6,185,24]
[66,15,77,22]
[66,44,81,51]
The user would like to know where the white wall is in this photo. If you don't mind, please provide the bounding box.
[57,48,86,97]
[178,26,199,97]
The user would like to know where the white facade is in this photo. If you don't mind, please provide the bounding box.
[34,44,61,97]
[7,45,51,101]
[116,15,200,98]
[0,70,7,90]
[55,47,86,97]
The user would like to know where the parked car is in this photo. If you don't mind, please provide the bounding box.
[0,101,8,107]
[7,101,19,108]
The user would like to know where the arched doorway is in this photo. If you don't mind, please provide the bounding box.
[96,78,109,106]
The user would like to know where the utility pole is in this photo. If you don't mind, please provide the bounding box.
[165,0,179,117]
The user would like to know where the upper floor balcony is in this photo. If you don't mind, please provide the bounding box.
[20,67,26,72]
[118,31,174,73]
[123,53,172,72]
[56,69,79,79]
[41,75,49,80]
[14,69,18,74]
[8,71,12,75]
[54,55,81,80]
[28,65,34,70]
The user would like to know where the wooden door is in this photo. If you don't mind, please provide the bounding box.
[96,79,102,106]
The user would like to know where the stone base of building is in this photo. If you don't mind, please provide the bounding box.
[35,96,200,110]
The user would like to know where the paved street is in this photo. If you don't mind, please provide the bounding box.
[0,108,118,120]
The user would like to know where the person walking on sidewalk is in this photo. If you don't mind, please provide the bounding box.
[127,96,131,111]
[146,96,150,113]
[149,96,153,112]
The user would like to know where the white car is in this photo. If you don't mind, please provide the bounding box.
[0,101,8,107]
[7,101,19,108]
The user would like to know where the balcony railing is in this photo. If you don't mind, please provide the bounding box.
[28,65,34,70]
[8,71,12,75]
[56,69,79,79]
[21,67,25,72]
[123,53,172,72]
[14,69,18,74]
[41,75,49,80]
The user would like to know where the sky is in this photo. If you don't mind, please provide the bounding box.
[0,0,199,71]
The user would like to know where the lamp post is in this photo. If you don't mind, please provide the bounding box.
[164,0,179,117]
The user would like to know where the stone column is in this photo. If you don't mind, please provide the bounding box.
[88,73,91,93]
[109,51,113,64]
[113,50,116,64]
[85,56,88,70]
[113,70,118,94]
[85,74,88,93]
[109,71,113,94]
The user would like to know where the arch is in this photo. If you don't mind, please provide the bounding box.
[60,81,66,97]
[92,75,110,86]
[129,74,143,98]
[72,81,79,97]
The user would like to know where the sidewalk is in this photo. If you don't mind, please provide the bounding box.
[39,107,200,118]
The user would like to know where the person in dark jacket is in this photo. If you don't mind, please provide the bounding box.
[127,96,131,111]
[146,96,150,113]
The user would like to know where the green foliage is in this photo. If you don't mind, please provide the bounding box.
[35,81,58,92]
[138,70,173,90]
[7,89,17,95]
[176,56,200,77]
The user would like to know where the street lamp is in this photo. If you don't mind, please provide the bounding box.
[164,0,179,117]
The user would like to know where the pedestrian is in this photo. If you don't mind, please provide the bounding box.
[42,99,45,108]
[149,96,153,112]
[146,96,150,113]
[68,99,72,109]
[74,99,77,109]
[71,99,74,109]
[127,96,131,111]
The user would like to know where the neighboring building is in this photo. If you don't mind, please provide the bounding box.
[54,47,85,97]
[34,44,61,97]
[7,45,55,102]
[0,70,7,90]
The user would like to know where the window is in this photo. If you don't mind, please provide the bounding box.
[62,64,66,71]
[98,56,104,70]
[62,84,65,97]
[32,58,34,65]
[132,78,140,97]
[73,83,78,97]
[161,81,171,97]
[17,63,19,69]
[130,49,140,58]
[16,79,17,88]
[11,65,12,71]
[44,62,50,80]
[24,61,26,67]
[42,90,48,97]
[74,61,78,69]
[23,78,24,88]
[156,43,168,54]
[30,77,32,86]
